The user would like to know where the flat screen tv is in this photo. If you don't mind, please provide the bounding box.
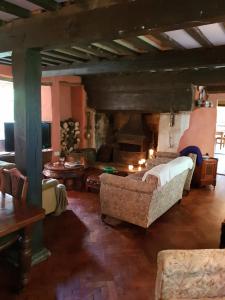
[4,122,51,152]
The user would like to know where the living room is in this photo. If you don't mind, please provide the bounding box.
[1,1,225,300]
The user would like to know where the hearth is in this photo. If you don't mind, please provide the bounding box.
[113,113,149,164]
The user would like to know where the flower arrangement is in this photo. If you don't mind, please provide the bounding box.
[60,118,80,157]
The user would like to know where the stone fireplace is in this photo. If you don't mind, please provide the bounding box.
[113,113,150,164]
[94,111,158,165]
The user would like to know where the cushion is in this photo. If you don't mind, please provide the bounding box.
[155,152,179,159]
[96,144,113,162]
[142,157,193,187]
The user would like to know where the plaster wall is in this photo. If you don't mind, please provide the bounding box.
[178,107,216,156]
[41,85,52,122]
[158,112,191,153]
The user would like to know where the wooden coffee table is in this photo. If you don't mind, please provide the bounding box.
[43,162,85,190]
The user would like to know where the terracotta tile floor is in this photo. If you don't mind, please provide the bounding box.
[1,176,225,300]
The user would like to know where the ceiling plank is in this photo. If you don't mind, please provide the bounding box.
[0,0,30,18]
[160,33,185,50]
[42,50,82,63]
[54,48,91,60]
[95,41,136,56]
[185,27,213,47]
[41,53,71,64]
[114,39,149,53]
[72,45,116,60]
[120,36,159,52]
[2,0,225,51]
[27,0,58,11]
[42,45,225,77]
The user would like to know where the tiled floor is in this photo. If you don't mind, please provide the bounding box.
[0,176,225,300]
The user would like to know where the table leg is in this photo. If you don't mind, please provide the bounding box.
[18,226,32,289]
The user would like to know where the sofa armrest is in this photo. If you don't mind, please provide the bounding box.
[100,173,156,194]
[42,178,59,191]
[156,249,225,300]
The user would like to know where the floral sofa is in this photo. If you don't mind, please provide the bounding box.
[155,249,225,299]
[100,154,196,228]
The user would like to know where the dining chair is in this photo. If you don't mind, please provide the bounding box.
[0,168,28,204]
[215,131,225,149]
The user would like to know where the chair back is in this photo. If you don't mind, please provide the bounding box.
[0,168,28,204]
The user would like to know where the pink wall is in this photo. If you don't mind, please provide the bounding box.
[41,85,52,122]
[0,65,85,159]
[178,106,217,156]
[0,65,12,78]
[42,76,85,158]
[60,84,72,120]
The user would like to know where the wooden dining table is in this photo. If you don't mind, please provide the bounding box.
[0,192,45,289]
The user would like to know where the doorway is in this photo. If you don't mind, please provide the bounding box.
[214,102,225,175]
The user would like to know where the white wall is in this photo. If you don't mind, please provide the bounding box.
[157,112,191,153]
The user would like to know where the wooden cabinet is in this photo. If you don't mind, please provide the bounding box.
[192,158,218,188]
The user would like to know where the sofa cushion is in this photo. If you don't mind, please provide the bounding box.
[142,157,193,187]
[146,157,172,169]
[155,151,179,159]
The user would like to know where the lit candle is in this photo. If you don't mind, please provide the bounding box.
[138,166,142,171]
[128,165,134,171]
[149,149,154,159]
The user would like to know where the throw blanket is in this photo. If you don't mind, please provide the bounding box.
[180,145,203,165]
[142,156,193,187]
[54,183,68,216]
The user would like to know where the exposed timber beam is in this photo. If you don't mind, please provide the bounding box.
[27,0,58,11]
[42,45,225,77]
[2,0,225,52]
[206,85,225,93]
[0,0,30,18]
[185,27,213,47]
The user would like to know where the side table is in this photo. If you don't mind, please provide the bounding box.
[192,157,218,188]
[43,162,85,190]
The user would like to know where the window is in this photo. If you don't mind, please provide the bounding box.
[0,80,14,140]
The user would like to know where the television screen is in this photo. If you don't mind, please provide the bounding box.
[42,122,51,149]
[4,122,14,152]
[4,122,51,152]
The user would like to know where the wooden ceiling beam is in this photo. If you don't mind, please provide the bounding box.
[27,0,58,11]
[0,1,30,18]
[185,27,213,47]
[83,68,225,88]
[42,45,225,77]
[2,0,225,51]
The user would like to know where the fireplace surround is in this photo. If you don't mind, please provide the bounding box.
[113,113,150,164]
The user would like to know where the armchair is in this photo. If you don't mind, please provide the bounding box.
[155,249,225,299]
[42,179,68,215]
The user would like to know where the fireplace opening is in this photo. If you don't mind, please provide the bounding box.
[119,143,141,152]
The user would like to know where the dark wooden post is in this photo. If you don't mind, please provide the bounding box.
[12,48,49,263]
